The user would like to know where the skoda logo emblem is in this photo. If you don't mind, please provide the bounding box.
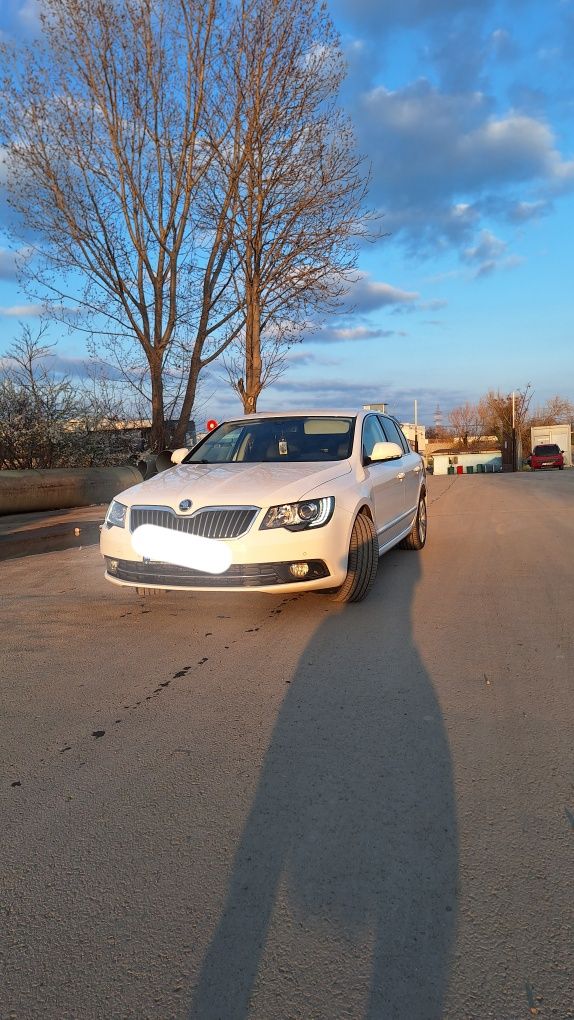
[179,499,193,512]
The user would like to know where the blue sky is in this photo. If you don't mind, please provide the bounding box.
[1,0,573,427]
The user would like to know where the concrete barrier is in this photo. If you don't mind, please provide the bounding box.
[0,466,143,516]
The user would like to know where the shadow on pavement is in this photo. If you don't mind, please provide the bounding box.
[189,551,458,1019]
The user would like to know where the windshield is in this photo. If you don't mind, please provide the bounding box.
[534,444,560,455]
[185,416,356,464]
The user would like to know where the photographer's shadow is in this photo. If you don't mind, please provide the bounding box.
[190,551,458,1019]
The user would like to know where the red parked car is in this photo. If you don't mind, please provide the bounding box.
[528,444,564,470]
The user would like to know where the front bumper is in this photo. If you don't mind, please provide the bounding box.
[105,557,330,589]
[100,506,353,593]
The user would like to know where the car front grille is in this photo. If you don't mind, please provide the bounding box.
[107,559,329,588]
[130,505,259,540]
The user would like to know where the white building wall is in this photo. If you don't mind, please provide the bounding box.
[432,452,502,475]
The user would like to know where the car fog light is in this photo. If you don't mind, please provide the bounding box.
[289,562,309,578]
[108,559,118,574]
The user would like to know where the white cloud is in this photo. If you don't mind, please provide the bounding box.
[331,0,486,34]
[258,373,470,423]
[489,27,517,60]
[0,247,25,281]
[334,272,445,319]
[460,230,525,277]
[506,199,550,221]
[460,115,571,185]
[417,298,448,311]
[308,324,407,344]
[463,230,507,264]
[17,0,41,31]
[331,326,401,340]
[284,349,340,368]
[350,78,574,258]
[0,238,35,279]
[343,272,419,312]
[362,84,572,201]
[0,303,44,317]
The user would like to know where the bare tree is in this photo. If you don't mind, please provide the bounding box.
[0,0,245,451]
[531,395,574,425]
[448,401,482,448]
[222,0,372,413]
[0,322,139,468]
[0,323,77,468]
[478,385,533,451]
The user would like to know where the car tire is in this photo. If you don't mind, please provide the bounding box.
[329,512,379,603]
[399,493,427,551]
[559,465,564,470]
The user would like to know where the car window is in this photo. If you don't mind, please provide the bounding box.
[200,426,245,462]
[184,416,356,463]
[379,416,408,452]
[534,444,560,455]
[362,415,387,461]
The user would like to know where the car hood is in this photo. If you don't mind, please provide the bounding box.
[115,460,352,510]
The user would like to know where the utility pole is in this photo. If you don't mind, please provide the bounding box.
[512,390,517,471]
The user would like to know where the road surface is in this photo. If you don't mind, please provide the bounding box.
[1,472,573,1019]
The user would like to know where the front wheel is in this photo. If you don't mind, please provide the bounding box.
[329,512,379,603]
[399,494,427,551]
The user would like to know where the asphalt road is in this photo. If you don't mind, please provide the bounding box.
[1,473,573,1020]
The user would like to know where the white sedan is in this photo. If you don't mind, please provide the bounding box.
[100,409,427,603]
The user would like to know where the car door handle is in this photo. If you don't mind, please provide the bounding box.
[397,471,406,480]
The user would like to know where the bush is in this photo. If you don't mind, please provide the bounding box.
[0,325,142,469]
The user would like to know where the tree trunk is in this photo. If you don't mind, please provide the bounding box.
[149,354,166,451]
[241,279,262,414]
[173,352,202,447]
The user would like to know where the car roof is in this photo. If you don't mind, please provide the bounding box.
[221,409,373,422]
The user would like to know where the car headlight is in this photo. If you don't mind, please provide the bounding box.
[260,497,335,531]
[105,499,128,529]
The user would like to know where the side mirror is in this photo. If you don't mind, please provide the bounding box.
[171,447,190,465]
[369,441,403,463]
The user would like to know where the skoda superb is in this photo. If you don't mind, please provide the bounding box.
[101,410,427,603]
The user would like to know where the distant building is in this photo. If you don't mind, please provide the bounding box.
[400,422,426,453]
[363,402,388,413]
[64,417,196,451]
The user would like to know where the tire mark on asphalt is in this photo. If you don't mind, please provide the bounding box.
[427,477,458,505]
[13,595,307,777]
